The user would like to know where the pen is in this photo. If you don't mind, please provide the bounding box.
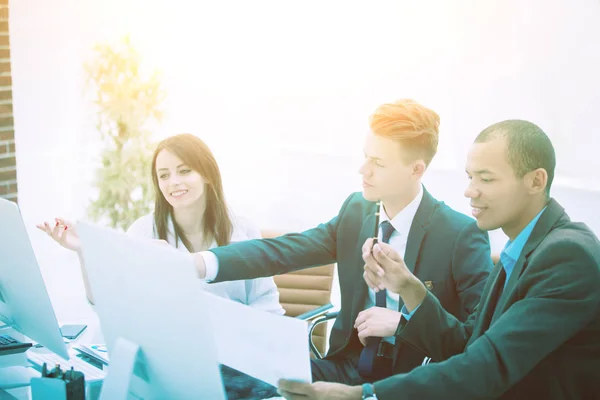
[373,201,381,248]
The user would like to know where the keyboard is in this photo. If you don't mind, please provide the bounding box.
[27,350,106,382]
[0,334,32,355]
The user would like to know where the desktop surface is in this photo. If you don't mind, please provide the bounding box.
[0,318,103,400]
[1,318,287,400]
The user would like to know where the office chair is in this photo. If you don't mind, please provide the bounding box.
[260,230,336,359]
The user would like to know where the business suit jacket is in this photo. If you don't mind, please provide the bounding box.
[212,188,492,374]
[375,199,600,399]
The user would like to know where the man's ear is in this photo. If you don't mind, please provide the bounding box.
[412,160,427,179]
[525,168,548,195]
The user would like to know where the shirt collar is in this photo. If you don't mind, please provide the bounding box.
[379,186,424,236]
[501,207,547,266]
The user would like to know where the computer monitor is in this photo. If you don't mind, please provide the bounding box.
[77,221,226,399]
[0,198,69,360]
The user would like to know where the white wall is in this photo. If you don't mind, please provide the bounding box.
[9,0,600,321]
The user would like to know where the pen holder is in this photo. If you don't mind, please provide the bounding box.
[31,363,85,400]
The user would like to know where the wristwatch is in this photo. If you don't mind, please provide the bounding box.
[362,383,378,399]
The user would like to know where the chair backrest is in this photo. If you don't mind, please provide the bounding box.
[261,230,336,356]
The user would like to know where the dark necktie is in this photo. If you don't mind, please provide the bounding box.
[357,220,396,378]
[481,262,507,331]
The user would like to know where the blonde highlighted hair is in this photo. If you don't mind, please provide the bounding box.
[369,99,440,165]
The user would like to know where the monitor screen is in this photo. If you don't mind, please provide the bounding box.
[78,221,226,399]
[0,198,69,360]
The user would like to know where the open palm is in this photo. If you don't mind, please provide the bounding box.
[36,218,80,252]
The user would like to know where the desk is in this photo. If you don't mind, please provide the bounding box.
[1,317,287,400]
[0,316,103,400]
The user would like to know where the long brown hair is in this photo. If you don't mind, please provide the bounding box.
[151,134,233,251]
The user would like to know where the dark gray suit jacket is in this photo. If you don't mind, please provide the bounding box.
[212,188,492,374]
[374,199,600,399]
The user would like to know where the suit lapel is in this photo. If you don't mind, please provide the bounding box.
[403,224,425,276]
[403,188,438,273]
[491,254,524,323]
[397,187,438,311]
[470,262,505,340]
[392,188,440,365]
[492,199,567,318]
[350,208,377,322]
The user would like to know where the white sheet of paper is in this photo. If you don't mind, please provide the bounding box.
[204,292,312,387]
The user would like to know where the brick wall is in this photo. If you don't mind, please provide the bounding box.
[0,0,16,203]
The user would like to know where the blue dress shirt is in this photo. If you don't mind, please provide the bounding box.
[402,207,547,320]
[499,207,546,287]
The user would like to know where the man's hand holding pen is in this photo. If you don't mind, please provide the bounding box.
[362,238,410,292]
[362,238,428,313]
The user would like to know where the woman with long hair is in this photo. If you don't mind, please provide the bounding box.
[38,133,283,315]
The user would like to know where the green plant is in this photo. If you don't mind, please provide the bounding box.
[85,36,165,230]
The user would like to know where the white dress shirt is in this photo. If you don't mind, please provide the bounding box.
[366,187,423,344]
[127,213,284,315]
